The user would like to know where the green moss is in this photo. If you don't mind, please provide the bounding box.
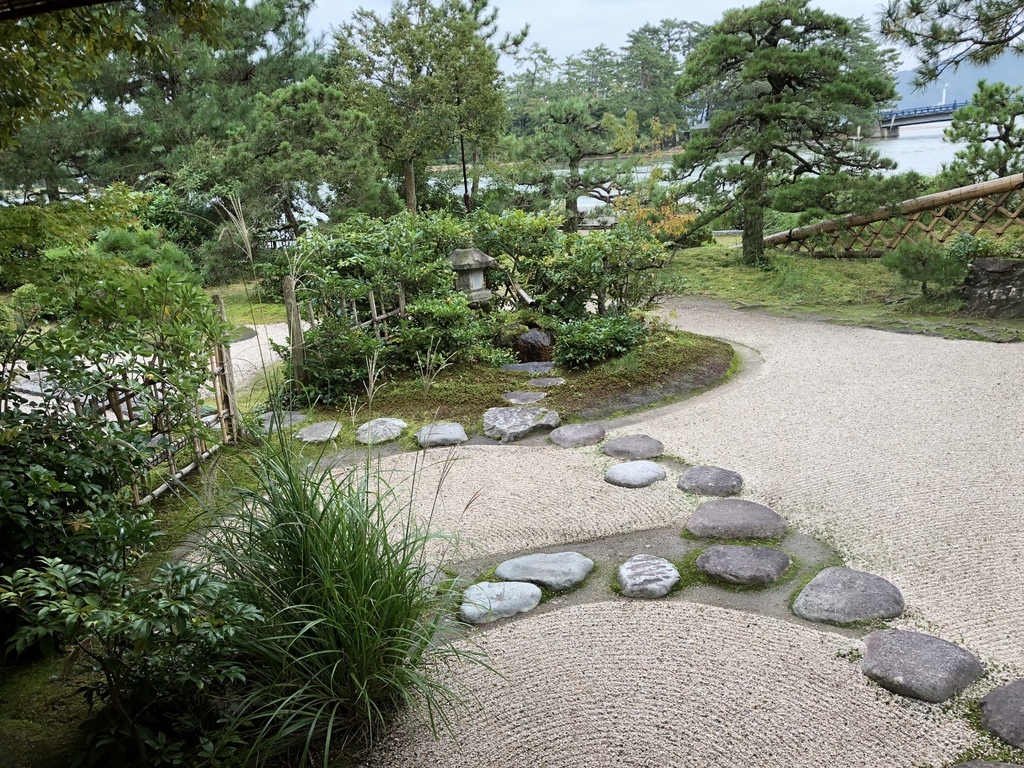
[0,657,87,768]
[207,281,286,326]
[951,699,1024,765]
[671,547,802,594]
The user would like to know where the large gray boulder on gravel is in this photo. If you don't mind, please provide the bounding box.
[601,434,664,460]
[980,679,1024,748]
[686,499,787,539]
[861,629,984,703]
[483,407,560,442]
[792,567,905,624]
[460,581,542,624]
[677,465,743,497]
[696,545,791,586]
[494,552,594,591]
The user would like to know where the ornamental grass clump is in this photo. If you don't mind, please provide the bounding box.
[207,436,480,766]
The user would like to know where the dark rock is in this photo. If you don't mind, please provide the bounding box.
[980,679,1024,748]
[861,630,985,703]
[617,554,680,598]
[494,552,594,591]
[685,499,787,539]
[501,362,555,375]
[695,545,791,585]
[604,460,667,488]
[601,434,664,460]
[482,406,560,442]
[502,391,547,404]
[513,328,554,362]
[677,465,743,497]
[549,423,606,448]
[792,567,905,624]
[963,257,1024,319]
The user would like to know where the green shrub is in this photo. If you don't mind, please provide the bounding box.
[299,318,386,404]
[881,239,971,296]
[94,228,194,274]
[554,314,648,369]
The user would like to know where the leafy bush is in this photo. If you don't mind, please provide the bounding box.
[299,318,386,404]
[93,228,195,274]
[554,314,647,369]
[881,239,972,296]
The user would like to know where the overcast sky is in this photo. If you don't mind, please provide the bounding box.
[309,0,899,67]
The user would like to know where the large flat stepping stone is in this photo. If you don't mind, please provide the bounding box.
[295,420,343,443]
[502,362,554,375]
[604,460,667,488]
[792,567,905,624]
[686,499,787,539]
[980,679,1024,748]
[356,417,407,445]
[601,434,664,460]
[526,377,565,388]
[459,581,542,624]
[415,422,468,448]
[617,554,680,598]
[696,545,791,586]
[549,423,605,448]
[678,465,743,497]
[258,411,307,432]
[503,391,547,404]
[494,552,594,591]
[483,406,560,443]
[861,629,984,703]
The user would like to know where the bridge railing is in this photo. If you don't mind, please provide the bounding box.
[877,101,968,120]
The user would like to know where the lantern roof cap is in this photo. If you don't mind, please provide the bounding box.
[448,247,497,271]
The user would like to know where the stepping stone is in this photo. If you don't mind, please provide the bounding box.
[526,377,565,388]
[792,567,905,625]
[601,434,664,460]
[356,417,407,445]
[861,629,984,703]
[459,581,542,624]
[258,410,307,433]
[415,422,468,448]
[678,465,743,497]
[494,552,594,591]
[686,499,787,539]
[604,460,667,488]
[295,420,343,443]
[549,423,606,448]
[617,554,680,598]
[502,362,554,375]
[980,679,1024,748]
[503,391,547,404]
[483,406,560,443]
[696,545,791,586]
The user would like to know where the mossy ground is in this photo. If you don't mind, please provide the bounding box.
[207,281,286,327]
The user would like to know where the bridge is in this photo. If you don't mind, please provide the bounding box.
[874,101,969,138]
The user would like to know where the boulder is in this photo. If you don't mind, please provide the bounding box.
[678,466,743,497]
[685,499,787,539]
[501,362,555,375]
[295,420,343,443]
[513,328,554,362]
[963,257,1024,319]
[459,581,542,624]
[604,460,667,488]
[601,434,664,460]
[503,391,547,405]
[257,411,307,433]
[861,630,985,703]
[415,422,468,448]
[695,545,791,585]
[356,417,407,445]
[792,567,905,624]
[549,423,606,448]
[617,554,680,598]
[494,552,594,591]
[483,407,560,443]
[980,679,1024,749]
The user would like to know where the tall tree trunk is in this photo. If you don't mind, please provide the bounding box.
[404,159,417,213]
[459,134,471,213]
[471,149,480,199]
[740,163,767,267]
[564,157,581,233]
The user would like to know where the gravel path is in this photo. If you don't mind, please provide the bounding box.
[228,322,289,395]
[360,297,1024,766]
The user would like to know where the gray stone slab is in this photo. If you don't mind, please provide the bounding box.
[459,581,542,624]
[604,460,667,488]
[617,554,680,598]
[601,434,664,460]
[526,377,565,388]
[678,465,743,497]
[501,362,555,375]
[981,679,1024,748]
[356,417,407,445]
[696,545,791,586]
[415,422,468,448]
[549,423,606,448]
[483,406,560,443]
[258,410,307,433]
[503,391,547,404]
[295,420,343,443]
[861,629,984,703]
[792,567,905,625]
[494,552,594,591]
[686,498,788,539]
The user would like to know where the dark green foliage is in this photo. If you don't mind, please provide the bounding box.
[881,239,972,296]
[93,229,194,274]
[944,80,1024,181]
[554,314,647,369]
[298,319,387,404]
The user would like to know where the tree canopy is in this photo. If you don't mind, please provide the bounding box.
[944,80,1024,180]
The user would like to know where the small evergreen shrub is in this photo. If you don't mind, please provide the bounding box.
[554,314,647,369]
[881,239,971,296]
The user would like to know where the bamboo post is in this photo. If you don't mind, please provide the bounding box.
[212,295,241,444]
[282,277,307,386]
[367,289,381,339]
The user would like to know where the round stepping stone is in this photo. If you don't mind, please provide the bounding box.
[695,545,791,586]
[685,499,787,539]
[526,377,565,388]
[601,434,664,460]
[257,410,307,433]
[483,406,560,443]
[617,554,680,598]
[980,679,1024,748]
[792,567,905,625]
[459,581,542,624]
[549,423,606,448]
[356,417,407,445]
[503,391,547,404]
[861,629,984,703]
[494,552,594,591]
[295,420,343,443]
[415,422,468,448]
[604,460,667,488]
[501,362,554,375]
[677,465,743,497]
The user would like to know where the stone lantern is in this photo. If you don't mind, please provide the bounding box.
[448,247,497,306]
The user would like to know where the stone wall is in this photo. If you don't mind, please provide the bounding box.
[962,257,1024,319]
